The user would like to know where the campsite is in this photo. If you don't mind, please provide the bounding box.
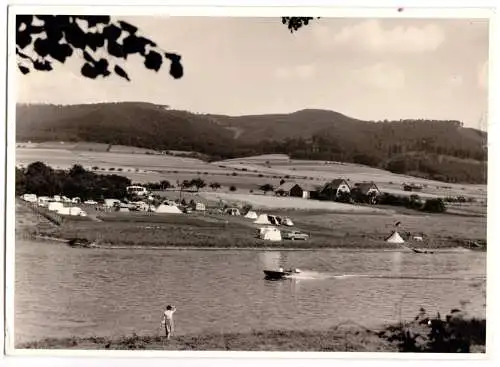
[15,144,486,252]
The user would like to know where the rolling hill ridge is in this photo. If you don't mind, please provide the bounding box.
[16,103,487,184]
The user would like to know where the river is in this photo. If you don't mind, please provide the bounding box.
[14,240,486,345]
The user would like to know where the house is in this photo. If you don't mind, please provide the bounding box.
[319,179,351,201]
[352,182,381,204]
[275,182,320,199]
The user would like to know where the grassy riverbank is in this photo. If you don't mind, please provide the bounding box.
[16,200,486,251]
[18,313,486,352]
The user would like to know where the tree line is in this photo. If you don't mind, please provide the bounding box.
[16,162,131,200]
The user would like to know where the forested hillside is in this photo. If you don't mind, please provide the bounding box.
[16,103,487,183]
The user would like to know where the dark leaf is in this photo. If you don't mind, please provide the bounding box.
[169,59,183,79]
[34,38,50,57]
[165,52,183,78]
[16,31,32,49]
[94,58,110,77]
[140,36,156,48]
[18,64,30,74]
[122,35,146,55]
[107,40,126,58]
[86,33,98,51]
[144,50,162,71]
[164,52,181,63]
[64,22,87,49]
[33,60,53,71]
[83,50,95,63]
[102,24,122,41]
[114,65,130,81]
[81,62,98,79]
[78,16,111,28]
[48,43,73,63]
[118,21,138,34]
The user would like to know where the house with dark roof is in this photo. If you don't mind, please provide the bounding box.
[275,182,321,199]
[319,179,352,201]
[352,182,381,204]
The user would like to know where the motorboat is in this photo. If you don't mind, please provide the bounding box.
[263,268,301,280]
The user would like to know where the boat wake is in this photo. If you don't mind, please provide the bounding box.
[284,270,485,282]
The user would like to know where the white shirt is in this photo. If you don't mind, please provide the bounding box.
[164,309,176,320]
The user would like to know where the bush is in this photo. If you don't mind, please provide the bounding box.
[422,198,446,213]
[229,185,237,192]
[380,307,485,353]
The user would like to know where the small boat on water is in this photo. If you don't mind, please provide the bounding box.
[263,268,301,280]
[67,238,98,249]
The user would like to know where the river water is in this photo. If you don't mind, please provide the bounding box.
[14,240,486,345]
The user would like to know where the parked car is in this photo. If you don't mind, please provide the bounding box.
[283,231,309,241]
[84,200,98,205]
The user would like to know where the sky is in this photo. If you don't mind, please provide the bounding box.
[16,16,490,130]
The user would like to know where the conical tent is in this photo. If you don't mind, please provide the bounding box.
[386,231,405,244]
[254,214,271,224]
[244,211,258,219]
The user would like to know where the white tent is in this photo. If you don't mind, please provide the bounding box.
[244,210,258,219]
[259,227,282,241]
[37,196,51,207]
[48,202,64,212]
[254,214,271,225]
[156,204,182,214]
[386,231,405,244]
[57,206,83,216]
[22,194,37,203]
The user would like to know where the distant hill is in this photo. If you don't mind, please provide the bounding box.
[16,103,487,183]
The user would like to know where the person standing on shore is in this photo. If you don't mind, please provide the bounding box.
[160,305,177,339]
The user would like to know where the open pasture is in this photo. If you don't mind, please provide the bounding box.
[200,192,392,214]
[292,211,486,243]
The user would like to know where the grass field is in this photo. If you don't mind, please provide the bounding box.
[17,313,486,352]
[200,192,392,213]
[17,195,486,250]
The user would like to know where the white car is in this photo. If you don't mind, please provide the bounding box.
[283,231,309,241]
[84,200,98,205]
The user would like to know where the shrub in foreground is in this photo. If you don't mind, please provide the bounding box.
[379,307,485,353]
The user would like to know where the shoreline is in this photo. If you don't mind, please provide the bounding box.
[26,235,482,252]
[16,319,486,352]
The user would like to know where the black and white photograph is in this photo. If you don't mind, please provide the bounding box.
[3,2,495,359]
